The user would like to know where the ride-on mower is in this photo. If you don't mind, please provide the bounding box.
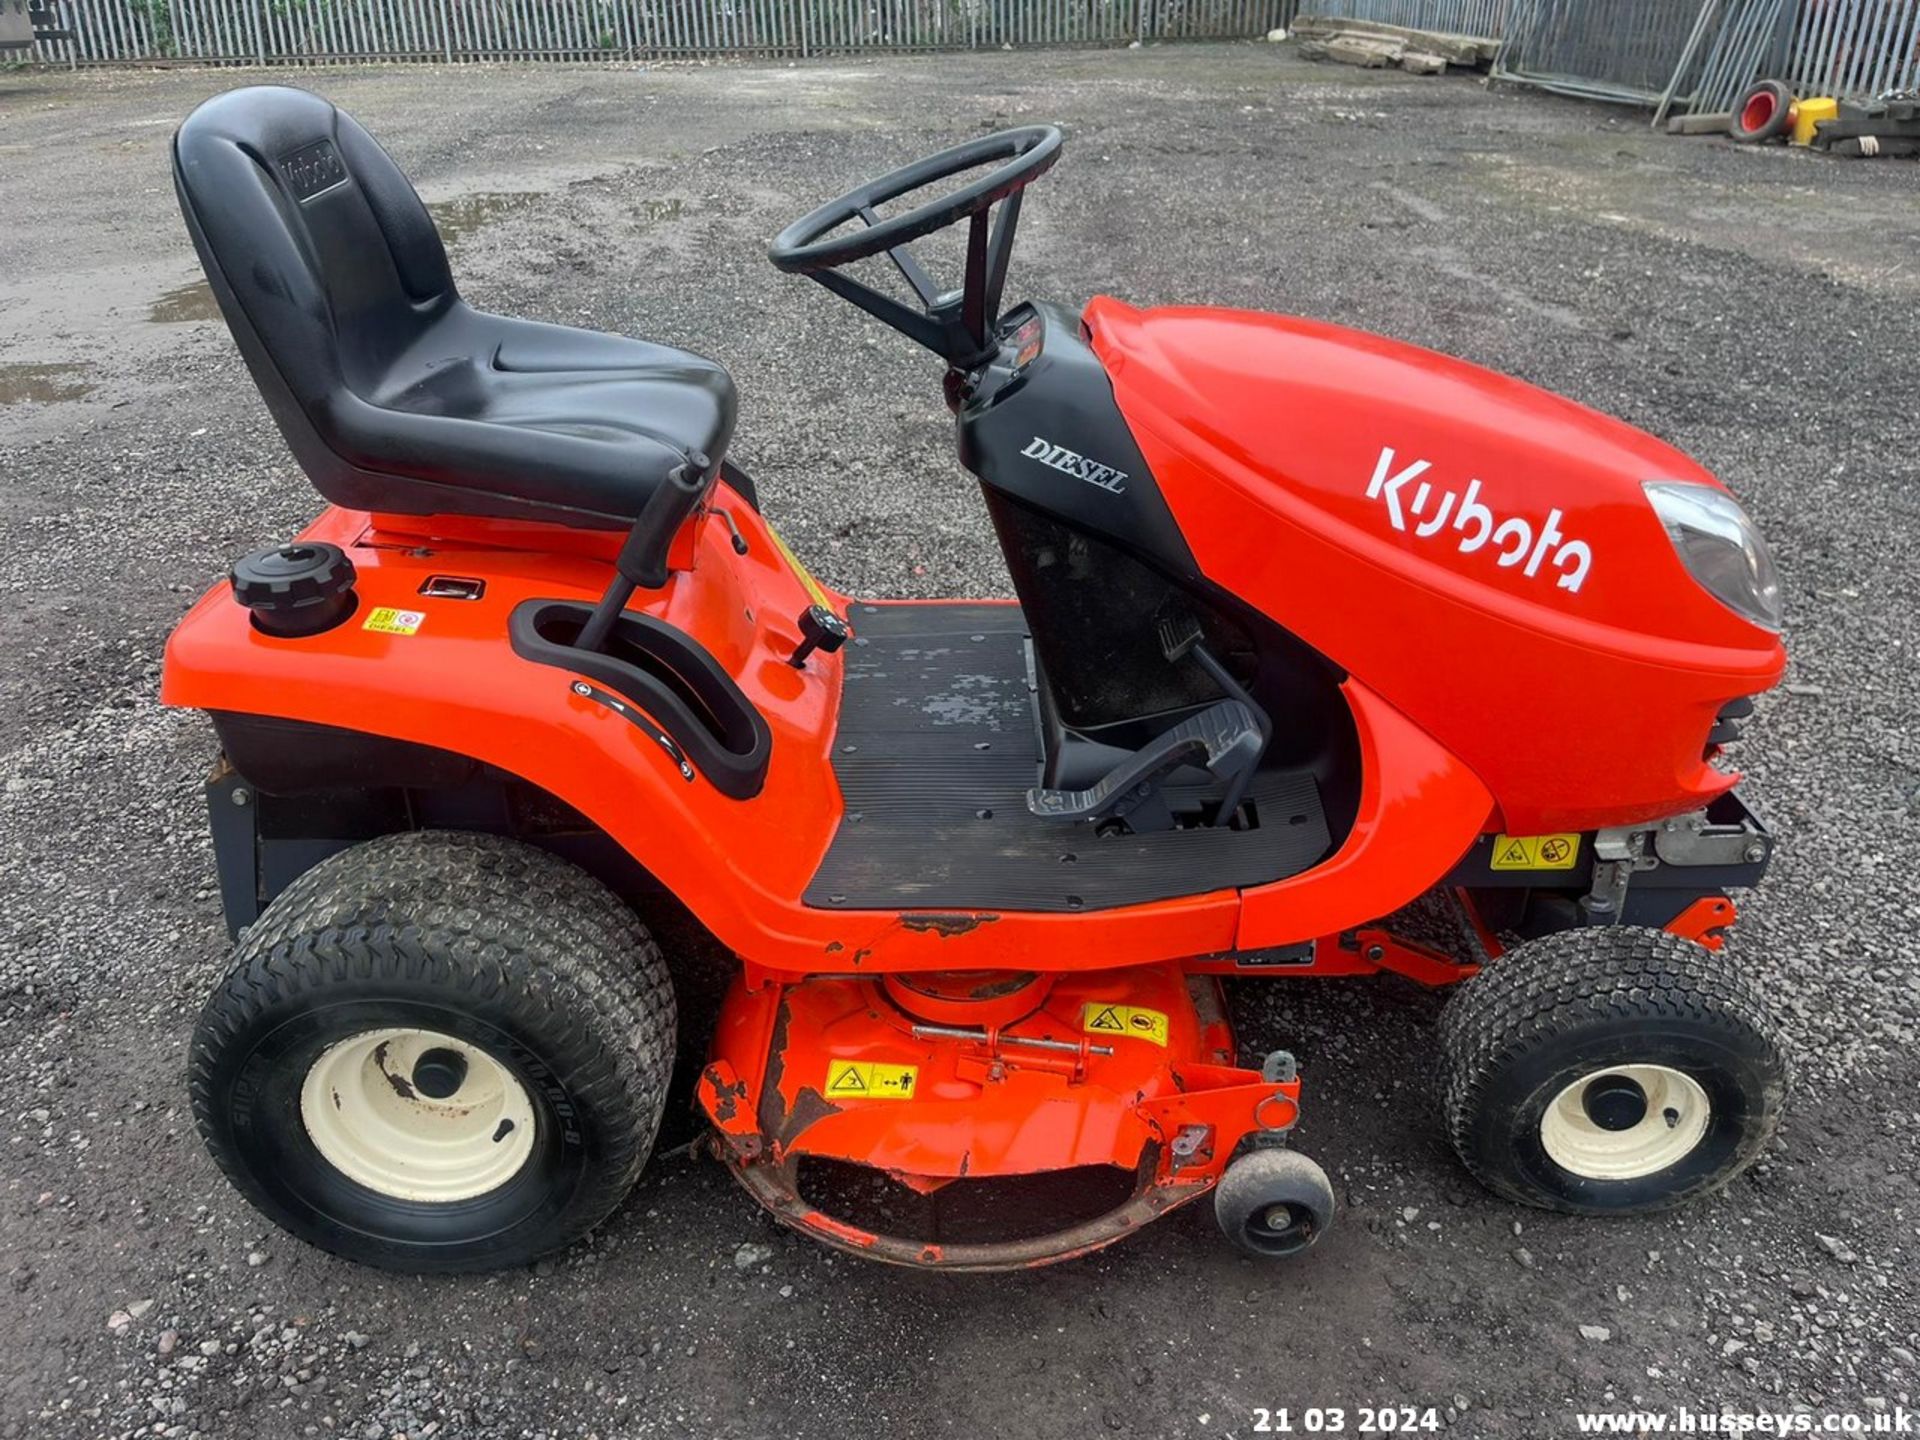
[168,87,1789,1273]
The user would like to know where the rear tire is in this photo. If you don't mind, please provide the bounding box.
[189,830,675,1273]
[1440,927,1785,1215]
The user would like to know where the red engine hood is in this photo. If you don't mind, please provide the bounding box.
[1085,296,1785,833]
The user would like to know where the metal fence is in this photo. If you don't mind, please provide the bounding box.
[1303,0,1916,109]
[18,0,1913,98]
[23,0,1290,61]
[1785,0,1920,100]
[1294,0,1506,37]
[1492,0,1918,109]
[1685,0,1795,115]
[1493,0,1706,103]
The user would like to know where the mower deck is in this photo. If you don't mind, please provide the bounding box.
[804,601,1331,912]
[700,962,1306,1268]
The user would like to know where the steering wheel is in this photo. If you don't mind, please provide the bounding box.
[768,126,1065,366]
[770,126,1062,273]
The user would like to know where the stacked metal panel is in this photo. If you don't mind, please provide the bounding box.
[1492,0,1713,104]
[1493,0,1919,111]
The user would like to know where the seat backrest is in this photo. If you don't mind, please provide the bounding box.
[172,85,457,495]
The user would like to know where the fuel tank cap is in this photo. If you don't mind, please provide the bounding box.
[230,542,358,637]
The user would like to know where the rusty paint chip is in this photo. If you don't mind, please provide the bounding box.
[701,1065,749,1123]
[371,1040,417,1099]
[899,912,1001,937]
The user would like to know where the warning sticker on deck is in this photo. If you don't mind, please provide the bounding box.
[1083,1003,1169,1047]
[823,1060,917,1100]
[1490,833,1581,872]
[362,606,425,636]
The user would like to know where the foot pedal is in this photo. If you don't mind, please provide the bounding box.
[1156,609,1204,663]
[1026,700,1263,823]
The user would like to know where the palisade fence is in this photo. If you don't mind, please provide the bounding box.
[1290,0,1506,38]
[19,0,1915,105]
[25,0,1295,62]
[1783,0,1920,102]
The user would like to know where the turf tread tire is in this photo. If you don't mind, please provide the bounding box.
[189,830,675,1272]
[1439,927,1785,1214]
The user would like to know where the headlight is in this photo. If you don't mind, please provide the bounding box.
[1644,481,1782,632]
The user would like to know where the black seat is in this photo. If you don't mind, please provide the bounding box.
[172,86,736,530]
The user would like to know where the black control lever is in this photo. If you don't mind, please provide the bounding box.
[576,452,710,654]
[789,604,850,669]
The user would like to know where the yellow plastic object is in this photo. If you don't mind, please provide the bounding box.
[1793,96,1839,146]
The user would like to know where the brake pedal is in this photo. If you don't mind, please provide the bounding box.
[1026,700,1263,824]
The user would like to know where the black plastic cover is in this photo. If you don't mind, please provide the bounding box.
[957,303,1197,581]
[509,600,772,799]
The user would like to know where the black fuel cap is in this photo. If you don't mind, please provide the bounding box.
[230,542,358,637]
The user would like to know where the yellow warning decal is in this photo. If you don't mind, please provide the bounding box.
[362,606,425,636]
[823,1060,918,1101]
[1083,1002,1170,1047]
[1490,833,1581,872]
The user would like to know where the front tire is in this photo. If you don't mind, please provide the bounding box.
[189,830,675,1273]
[1440,927,1785,1215]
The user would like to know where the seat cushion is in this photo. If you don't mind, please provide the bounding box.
[339,306,737,524]
[172,84,735,529]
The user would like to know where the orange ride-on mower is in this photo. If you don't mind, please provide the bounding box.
[169,88,1790,1273]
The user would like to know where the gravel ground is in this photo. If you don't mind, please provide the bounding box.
[1,43,1917,1440]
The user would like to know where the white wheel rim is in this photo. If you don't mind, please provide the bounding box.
[1539,1064,1711,1181]
[299,1028,537,1202]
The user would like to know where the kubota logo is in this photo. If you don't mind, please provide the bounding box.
[1365,446,1593,593]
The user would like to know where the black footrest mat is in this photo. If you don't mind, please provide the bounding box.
[804,602,1332,913]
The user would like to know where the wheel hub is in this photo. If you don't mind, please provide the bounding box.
[1539,1064,1710,1181]
[299,1028,537,1202]
[1580,1073,1648,1132]
[411,1047,470,1100]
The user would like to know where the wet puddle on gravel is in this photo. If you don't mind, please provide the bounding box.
[149,279,220,323]
[0,361,96,405]
[426,190,542,244]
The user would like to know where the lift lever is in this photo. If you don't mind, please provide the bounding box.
[576,452,710,654]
